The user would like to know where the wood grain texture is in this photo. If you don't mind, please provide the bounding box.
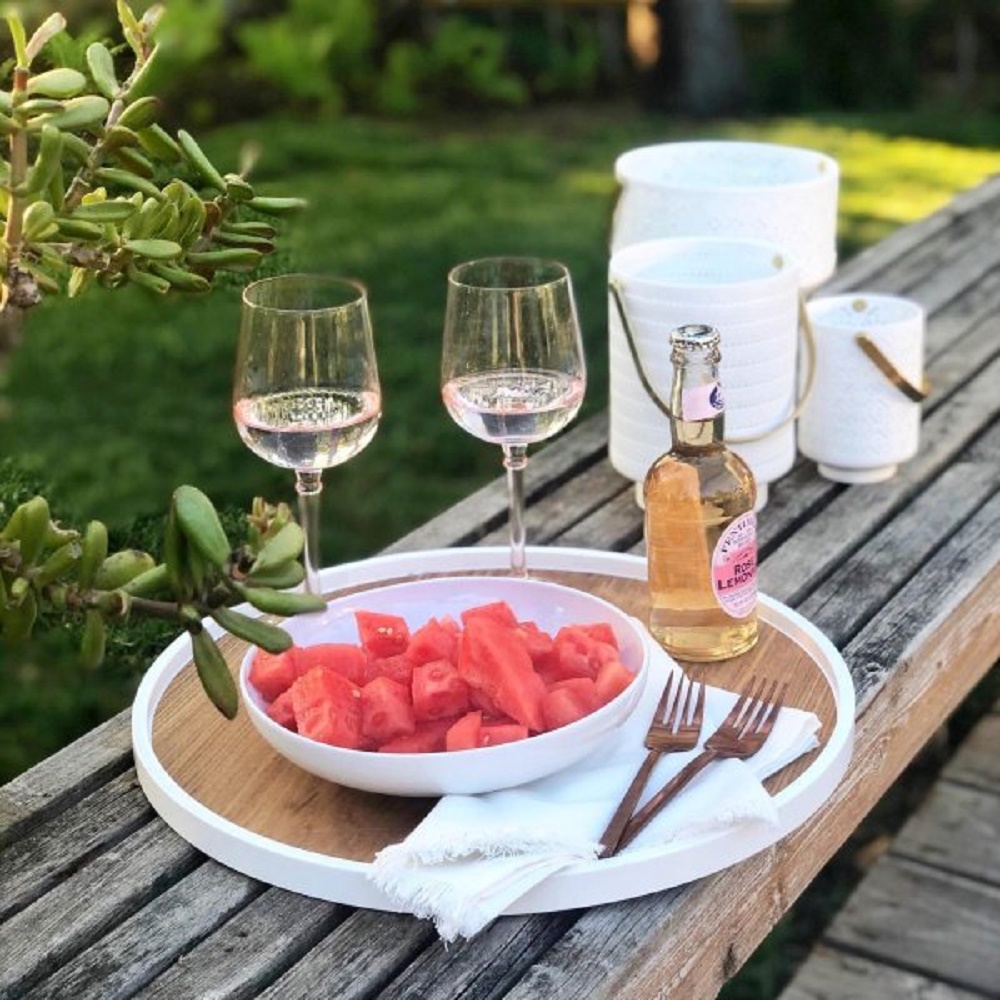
[0,710,133,846]
[779,946,985,1000]
[823,857,1000,997]
[892,781,1000,884]
[29,860,262,1000]
[149,571,836,866]
[0,769,152,922]
[943,710,1000,792]
[257,909,437,1000]
[133,888,347,1000]
[0,820,201,999]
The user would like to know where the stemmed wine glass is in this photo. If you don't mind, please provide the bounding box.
[233,274,381,594]
[441,257,586,576]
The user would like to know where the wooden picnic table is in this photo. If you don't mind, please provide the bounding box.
[2,173,999,1000]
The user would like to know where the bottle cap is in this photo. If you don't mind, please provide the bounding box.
[670,324,721,351]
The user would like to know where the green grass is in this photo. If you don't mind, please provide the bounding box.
[2,105,996,571]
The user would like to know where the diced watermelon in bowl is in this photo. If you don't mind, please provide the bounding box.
[238,576,649,796]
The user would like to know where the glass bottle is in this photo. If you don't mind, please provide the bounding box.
[644,324,759,661]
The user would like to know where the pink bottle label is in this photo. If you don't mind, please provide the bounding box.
[712,512,758,619]
[681,382,724,421]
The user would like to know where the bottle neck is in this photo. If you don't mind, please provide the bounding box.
[669,354,725,451]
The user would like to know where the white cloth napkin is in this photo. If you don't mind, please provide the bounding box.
[370,636,821,941]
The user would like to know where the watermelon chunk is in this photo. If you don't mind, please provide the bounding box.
[479,722,529,747]
[515,621,556,669]
[595,659,635,705]
[445,710,483,751]
[579,622,619,649]
[460,600,518,629]
[295,642,368,685]
[406,617,458,666]
[290,666,363,749]
[459,616,546,732]
[542,678,600,730]
[355,610,410,658]
[412,658,471,722]
[361,676,415,744]
[378,719,452,753]
[266,688,297,731]
[367,653,413,686]
[249,648,298,702]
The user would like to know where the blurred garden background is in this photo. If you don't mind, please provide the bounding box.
[0,0,998,989]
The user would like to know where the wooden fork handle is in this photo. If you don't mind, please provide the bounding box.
[597,748,661,860]
[612,750,720,856]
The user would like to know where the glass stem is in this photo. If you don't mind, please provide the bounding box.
[503,444,529,577]
[295,470,323,595]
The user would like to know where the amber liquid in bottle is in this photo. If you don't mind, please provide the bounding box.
[644,325,759,662]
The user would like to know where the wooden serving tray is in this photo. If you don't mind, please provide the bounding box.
[133,546,854,914]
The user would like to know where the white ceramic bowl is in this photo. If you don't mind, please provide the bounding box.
[239,575,649,797]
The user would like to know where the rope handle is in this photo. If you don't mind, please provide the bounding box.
[608,279,818,444]
[854,334,930,403]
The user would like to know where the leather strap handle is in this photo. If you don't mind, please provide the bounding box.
[854,333,930,403]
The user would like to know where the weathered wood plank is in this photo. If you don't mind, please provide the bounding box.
[892,781,1000,885]
[844,488,1000,714]
[480,458,632,548]
[779,945,985,1000]
[497,494,1000,999]
[380,911,578,999]
[943,710,1000,792]
[760,349,1000,608]
[134,889,346,1000]
[822,857,1000,996]
[385,412,609,553]
[0,710,132,845]
[788,439,1000,647]
[257,910,437,1000]
[30,861,262,1000]
[0,769,152,922]
[822,174,1000,296]
[0,819,200,999]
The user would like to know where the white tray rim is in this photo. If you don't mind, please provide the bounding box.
[132,544,855,914]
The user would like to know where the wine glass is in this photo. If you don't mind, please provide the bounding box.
[441,257,586,576]
[233,274,381,594]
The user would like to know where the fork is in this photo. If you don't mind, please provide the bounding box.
[609,675,788,856]
[597,673,705,859]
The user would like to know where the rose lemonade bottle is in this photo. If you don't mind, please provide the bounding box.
[644,324,759,661]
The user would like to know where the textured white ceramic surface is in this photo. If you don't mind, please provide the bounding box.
[609,236,797,302]
[607,247,799,499]
[612,141,839,290]
[800,294,924,483]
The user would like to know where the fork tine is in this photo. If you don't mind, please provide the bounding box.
[721,676,756,728]
[653,673,675,726]
[746,678,780,733]
[758,681,789,736]
[691,681,706,729]
[734,676,768,733]
[675,677,697,731]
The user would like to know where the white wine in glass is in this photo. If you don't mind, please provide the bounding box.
[233,274,381,594]
[441,257,586,576]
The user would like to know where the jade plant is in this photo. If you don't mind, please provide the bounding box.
[0,485,325,718]
[0,2,305,326]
